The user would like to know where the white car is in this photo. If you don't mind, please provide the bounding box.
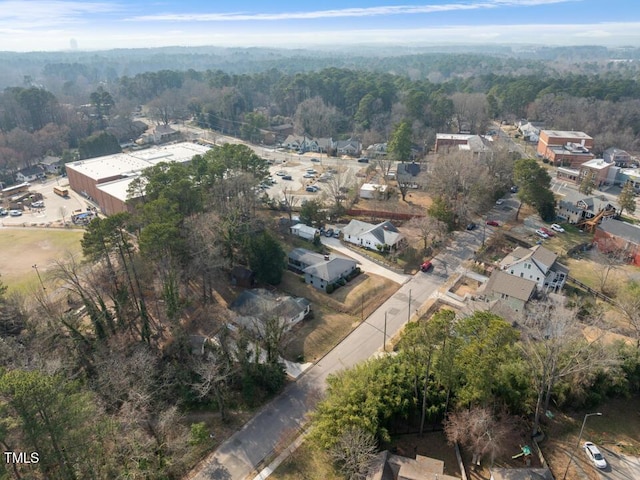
[535,229,549,239]
[583,442,607,469]
[551,223,565,233]
[496,199,504,205]
[31,200,44,208]
[275,171,287,176]
[9,209,22,216]
[303,173,316,178]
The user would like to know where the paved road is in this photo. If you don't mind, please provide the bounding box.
[320,236,410,285]
[189,227,486,480]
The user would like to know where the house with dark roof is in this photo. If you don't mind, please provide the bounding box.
[15,165,45,183]
[556,192,618,225]
[288,248,358,292]
[396,162,422,184]
[342,219,405,251]
[594,218,640,266]
[499,245,568,292]
[230,289,310,335]
[481,270,537,312]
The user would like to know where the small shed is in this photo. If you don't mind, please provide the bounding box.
[290,223,319,241]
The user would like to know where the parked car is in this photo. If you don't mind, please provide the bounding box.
[466,223,477,231]
[510,185,519,193]
[540,227,555,237]
[357,157,369,163]
[0,208,7,216]
[303,173,316,179]
[311,158,320,162]
[486,220,500,227]
[31,200,44,208]
[495,199,504,205]
[535,229,549,239]
[282,175,293,180]
[276,171,287,176]
[551,223,565,233]
[420,260,433,272]
[9,209,22,216]
[306,168,317,174]
[583,442,607,469]
[305,186,319,193]
[324,228,334,237]
[333,229,340,238]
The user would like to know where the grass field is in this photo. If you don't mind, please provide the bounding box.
[0,227,84,293]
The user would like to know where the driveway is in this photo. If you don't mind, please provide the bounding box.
[320,236,410,285]
[189,227,482,480]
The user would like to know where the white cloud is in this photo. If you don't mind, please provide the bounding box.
[127,0,575,23]
[0,1,121,29]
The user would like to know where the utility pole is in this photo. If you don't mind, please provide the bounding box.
[383,311,387,352]
[32,264,45,292]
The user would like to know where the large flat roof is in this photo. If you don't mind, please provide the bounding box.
[541,130,593,139]
[96,176,139,203]
[66,142,210,181]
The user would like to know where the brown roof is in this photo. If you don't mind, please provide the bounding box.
[485,270,537,302]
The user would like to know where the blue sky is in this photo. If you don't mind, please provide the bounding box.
[0,0,638,52]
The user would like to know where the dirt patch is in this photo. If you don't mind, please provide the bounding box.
[384,431,461,478]
[451,276,482,297]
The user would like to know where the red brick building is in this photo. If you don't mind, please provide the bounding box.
[594,219,640,266]
[536,130,594,166]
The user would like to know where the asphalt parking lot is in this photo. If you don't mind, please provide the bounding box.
[263,150,363,204]
[1,178,92,227]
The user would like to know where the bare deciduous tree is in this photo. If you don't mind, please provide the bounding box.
[406,215,448,252]
[192,347,233,421]
[519,297,618,436]
[444,406,519,467]
[329,426,378,480]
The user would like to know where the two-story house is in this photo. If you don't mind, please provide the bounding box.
[499,245,568,292]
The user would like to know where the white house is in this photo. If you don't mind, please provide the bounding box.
[290,223,319,241]
[342,219,404,251]
[288,248,358,292]
[499,245,568,292]
[15,165,45,183]
[359,183,388,200]
[336,138,361,156]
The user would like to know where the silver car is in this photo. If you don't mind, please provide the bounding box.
[583,442,607,469]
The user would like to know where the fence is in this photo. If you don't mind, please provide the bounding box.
[565,275,616,305]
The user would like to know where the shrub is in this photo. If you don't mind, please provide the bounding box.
[326,284,335,294]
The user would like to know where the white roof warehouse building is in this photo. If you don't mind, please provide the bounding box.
[65,143,210,215]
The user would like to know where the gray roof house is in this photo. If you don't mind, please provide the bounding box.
[40,155,62,174]
[367,450,460,480]
[288,248,357,292]
[336,138,361,156]
[603,147,633,167]
[481,270,537,313]
[499,245,568,292]
[557,192,618,224]
[342,219,405,251]
[230,289,311,335]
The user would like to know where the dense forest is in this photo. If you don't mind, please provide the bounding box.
[2,46,640,479]
[3,45,640,186]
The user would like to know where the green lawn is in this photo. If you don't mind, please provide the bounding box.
[0,228,85,293]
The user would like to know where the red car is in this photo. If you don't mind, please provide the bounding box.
[420,261,433,272]
[540,227,555,237]
[486,220,500,227]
